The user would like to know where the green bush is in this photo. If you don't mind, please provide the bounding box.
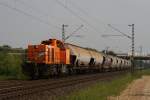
[0,52,26,79]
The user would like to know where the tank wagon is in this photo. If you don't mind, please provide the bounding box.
[22,38,131,79]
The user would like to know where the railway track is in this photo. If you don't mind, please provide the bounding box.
[0,71,127,100]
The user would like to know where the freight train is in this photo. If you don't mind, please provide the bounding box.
[22,38,131,79]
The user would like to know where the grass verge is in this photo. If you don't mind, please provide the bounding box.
[59,69,150,100]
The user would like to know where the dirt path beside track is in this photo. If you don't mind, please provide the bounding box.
[108,76,150,100]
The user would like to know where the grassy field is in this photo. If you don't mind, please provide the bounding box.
[0,51,27,80]
[59,69,150,100]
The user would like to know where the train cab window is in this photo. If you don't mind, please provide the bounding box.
[70,55,77,65]
[57,41,65,49]
[41,39,53,45]
[116,59,118,63]
[102,56,105,65]
[111,58,113,62]
[121,60,122,64]
[89,58,95,65]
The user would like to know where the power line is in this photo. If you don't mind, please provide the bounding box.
[0,1,61,31]
[68,1,107,26]
[66,0,116,36]
[13,0,60,23]
[54,0,102,34]
[108,24,131,39]
[101,34,124,37]
[14,0,89,40]
[65,25,84,41]
[71,25,84,35]
[14,0,49,16]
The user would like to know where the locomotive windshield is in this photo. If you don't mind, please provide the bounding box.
[41,39,53,45]
[56,40,65,49]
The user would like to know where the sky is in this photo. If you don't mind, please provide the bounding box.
[0,0,149,54]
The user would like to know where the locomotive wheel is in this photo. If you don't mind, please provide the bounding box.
[22,62,39,80]
[31,65,39,80]
[38,64,48,78]
[49,65,59,77]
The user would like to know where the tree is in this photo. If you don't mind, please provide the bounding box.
[101,50,117,56]
[107,51,117,56]
[2,45,11,49]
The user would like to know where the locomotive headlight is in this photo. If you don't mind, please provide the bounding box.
[38,52,45,57]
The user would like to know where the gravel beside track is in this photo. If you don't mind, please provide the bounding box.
[0,71,127,100]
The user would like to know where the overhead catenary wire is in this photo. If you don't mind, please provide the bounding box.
[67,1,108,27]
[13,0,48,15]
[12,0,112,39]
[108,24,131,39]
[12,0,61,24]
[13,0,89,40]
[67,1,135,39]
[53,0,102,35]
[0,1,61,31]
[66,0,120,36]
[54,0,121,40]
[65,25,84,41]
[101,34,124,37]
